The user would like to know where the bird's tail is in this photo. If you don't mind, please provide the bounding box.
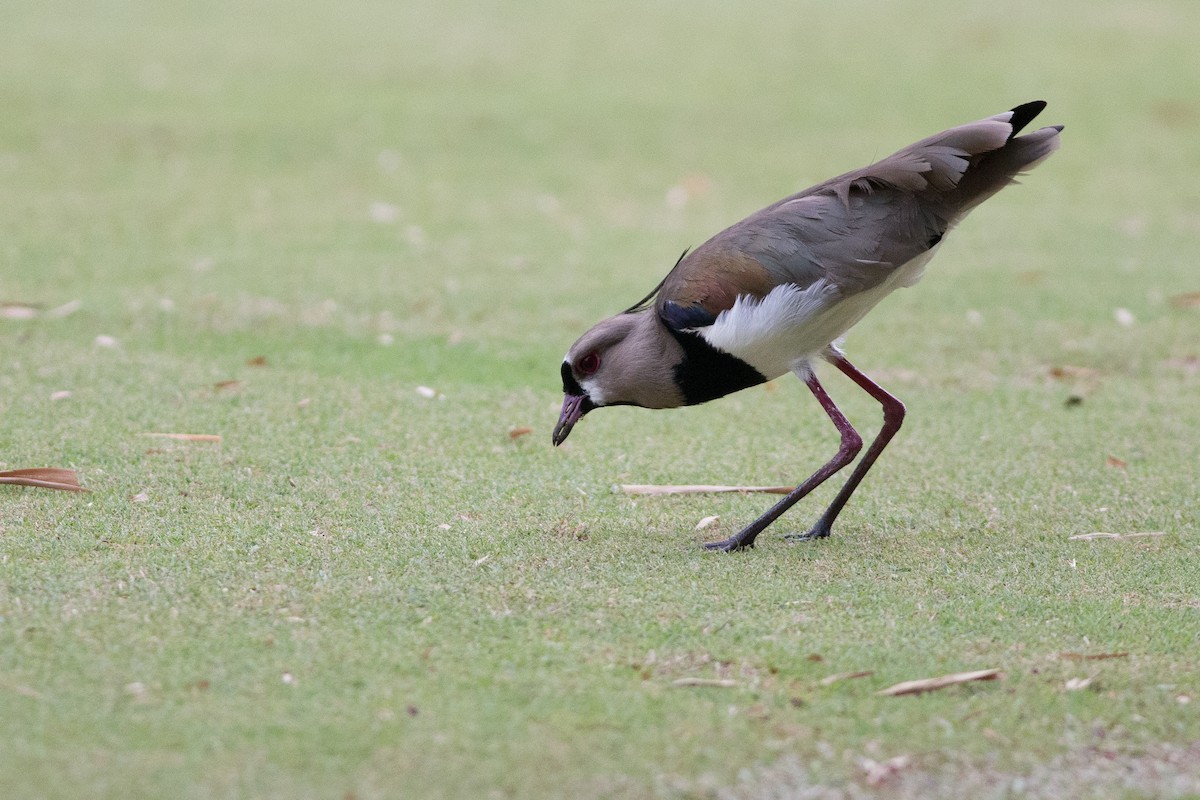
[949,101,1063,215]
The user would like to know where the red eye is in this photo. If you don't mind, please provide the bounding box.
[577,352,601,375]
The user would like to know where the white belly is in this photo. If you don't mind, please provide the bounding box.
[700,247,937,379]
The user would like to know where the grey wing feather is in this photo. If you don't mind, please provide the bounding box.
[656,104,1062,315]
[710,190,941,295]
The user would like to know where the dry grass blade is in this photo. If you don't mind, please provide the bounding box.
[1058,651,1130,661]
[819,670,875,686]
[877,668,1002,697]
[1069,531,1166,541]
[620,484,792,496]
[0,468,90,493]
[138,432,223,442]
[672,678,738,688]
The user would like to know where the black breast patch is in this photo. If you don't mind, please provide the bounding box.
[668,328,767,406]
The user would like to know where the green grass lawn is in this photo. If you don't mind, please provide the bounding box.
[3,1,1199,797]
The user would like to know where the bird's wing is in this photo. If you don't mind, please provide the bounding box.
[653,186,946,330]
[651,102,1060,331]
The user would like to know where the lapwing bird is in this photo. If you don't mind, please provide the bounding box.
[553,101,1062,551]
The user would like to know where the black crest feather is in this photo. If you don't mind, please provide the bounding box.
[624,248,689,314]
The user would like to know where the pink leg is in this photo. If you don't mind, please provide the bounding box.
[790,350,905,541]
[703,370,862,552]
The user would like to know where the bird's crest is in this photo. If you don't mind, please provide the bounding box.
[623,248,690,314]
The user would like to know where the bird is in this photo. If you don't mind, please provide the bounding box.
[552,101,1062,552]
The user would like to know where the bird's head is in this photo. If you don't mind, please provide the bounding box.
[552,310,685,446]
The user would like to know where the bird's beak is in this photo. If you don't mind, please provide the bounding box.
[552,393,593,446]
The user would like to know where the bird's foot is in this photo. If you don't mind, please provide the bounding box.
[702,536,754,553]
[784,524,832,543]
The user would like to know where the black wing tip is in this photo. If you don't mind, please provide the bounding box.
[1008,100,1048,138]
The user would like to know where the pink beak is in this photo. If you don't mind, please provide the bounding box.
[552,394,591,446]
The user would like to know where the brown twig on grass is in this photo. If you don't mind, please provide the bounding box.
[0,468,89,493]
[138,432,222,442]
[877,669,1003,697]
[620,484,792,496]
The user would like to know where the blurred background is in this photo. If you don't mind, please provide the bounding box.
[4,0,1197,377]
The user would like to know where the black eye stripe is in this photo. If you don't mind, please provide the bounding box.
[561,361,585,396]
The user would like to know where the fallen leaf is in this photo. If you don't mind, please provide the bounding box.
[1058,652,1130,661]
[508,426,533,440]
[862,755,912,787]
[620,484,793,496]
[819,670,874,686]
[672,678,737,688]
[130,491,149,503]
[0,468,89,493]
[1049,365,1100,380]
[1069,531,1166,541]
[877,668,1003,697]
[246,355,268,367]
[1168,291,1200,309]
[1105,454,1128,469]
[138,432,222,442]
[213,379,241,391]
[695,515,720,530]
[0,302,40,319]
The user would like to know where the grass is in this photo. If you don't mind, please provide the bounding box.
[2,0,1199,797]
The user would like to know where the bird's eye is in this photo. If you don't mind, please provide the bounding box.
[577,352,601,375]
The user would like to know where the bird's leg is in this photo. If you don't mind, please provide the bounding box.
[703,371,862,552]
[789,350,905,542]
